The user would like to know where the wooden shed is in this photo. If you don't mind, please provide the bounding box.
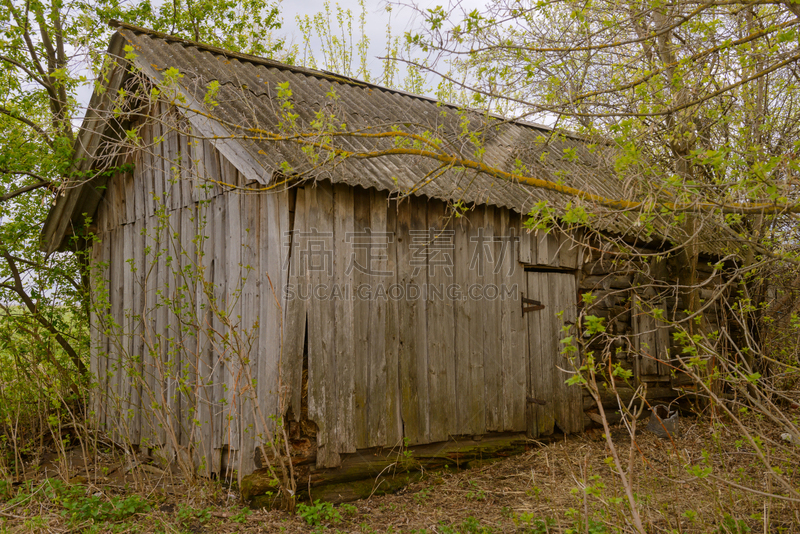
[42,22,735,500]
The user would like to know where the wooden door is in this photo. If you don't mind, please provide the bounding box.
[525,271,583,437]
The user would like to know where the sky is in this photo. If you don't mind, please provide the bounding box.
[278,0,450,81]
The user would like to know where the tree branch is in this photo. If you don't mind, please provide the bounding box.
[0,106,54,146]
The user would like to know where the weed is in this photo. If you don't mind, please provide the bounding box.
[54,481,150,526]
[339,503,358,516]
[439,516,494,533]
[297,500,342,526]
[175,504,212,527]
[465,480,486,501]
[413,487,431,504]
[715,514,751,534]
[231,506,251,523]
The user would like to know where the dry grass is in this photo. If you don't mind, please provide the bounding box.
[1,414,799,533]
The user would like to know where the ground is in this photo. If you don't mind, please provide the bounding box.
[1,415,798,533]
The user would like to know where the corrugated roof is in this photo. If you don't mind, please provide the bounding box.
[43,22,732,256]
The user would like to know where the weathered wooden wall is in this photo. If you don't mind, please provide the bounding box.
[282,181,585,469]
[90,109,290,479]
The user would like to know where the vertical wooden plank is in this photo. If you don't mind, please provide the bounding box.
[535,232,551,266]
[483,206,502,433]
[190,134,206,204]
[467,207,487,436]
[306,182,340,467]
[499,210,526,431]
[552,272,582,433]
[526,272,555,437]
[99,230,113,431]
[179,129,193,209]
[124,169,136,225]
[396,197,429,445]
[367,188,388,448]
[167,124,180,210]
[633,296,669,378]
[142,119,156,218]
[384,198,402,448]
[333,183,356,453]
[166,207,182,449]
[122,222,138,443]
[134,128,146,223]
[352,187,371,449]
[282,187,307,423]
[89,237,102,425]
[153,108,166,214]
[194,197,215,476]
[426,200,456,442]
[141,214,158,449]
[557,229,582,269]
[131,217,145,445]
[111,227,125,441]
[211,193,226,468]
[93,233,112,429]
[519,222,534,264]
[454,213,474,435]
[224,184,242,459]
[155,206,169,449]
[238,191,259,478]
[178,206,195,449]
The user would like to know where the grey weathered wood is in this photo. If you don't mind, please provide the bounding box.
[111,226,125,440]
[396,196,429,445]
[552,272,582,433]
[194,198,215,476]
[155,206,170,448]
[426,200,456,442]
[453,214,472,435]
[89,236,103,423]
[224,184,242,454]
[179,127,193,209]
[132,216,145,445]
[352,187,371,449]
[483,206,502,433]
[239,190,259,478]
[130,55,273,188]
[283,187,307,423]
[557,229,583,269]
[178,207,195,449]
[189,134,205,204]
[498,210,526,431]
[141,215,158,448]
[123,221,139,442]
[384,198,402,448]
[142,119,157,218]
[367,188,388,448]
[519,222,534,264]
[633,296,670,379]
[526,272,553,437]
[306,182,340,467]
[211,193,227,463]
[167,123,181,210]
[167,207,183,450]
[257,187,288,441]
[333,183,356,453]
[124,167,136,225]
